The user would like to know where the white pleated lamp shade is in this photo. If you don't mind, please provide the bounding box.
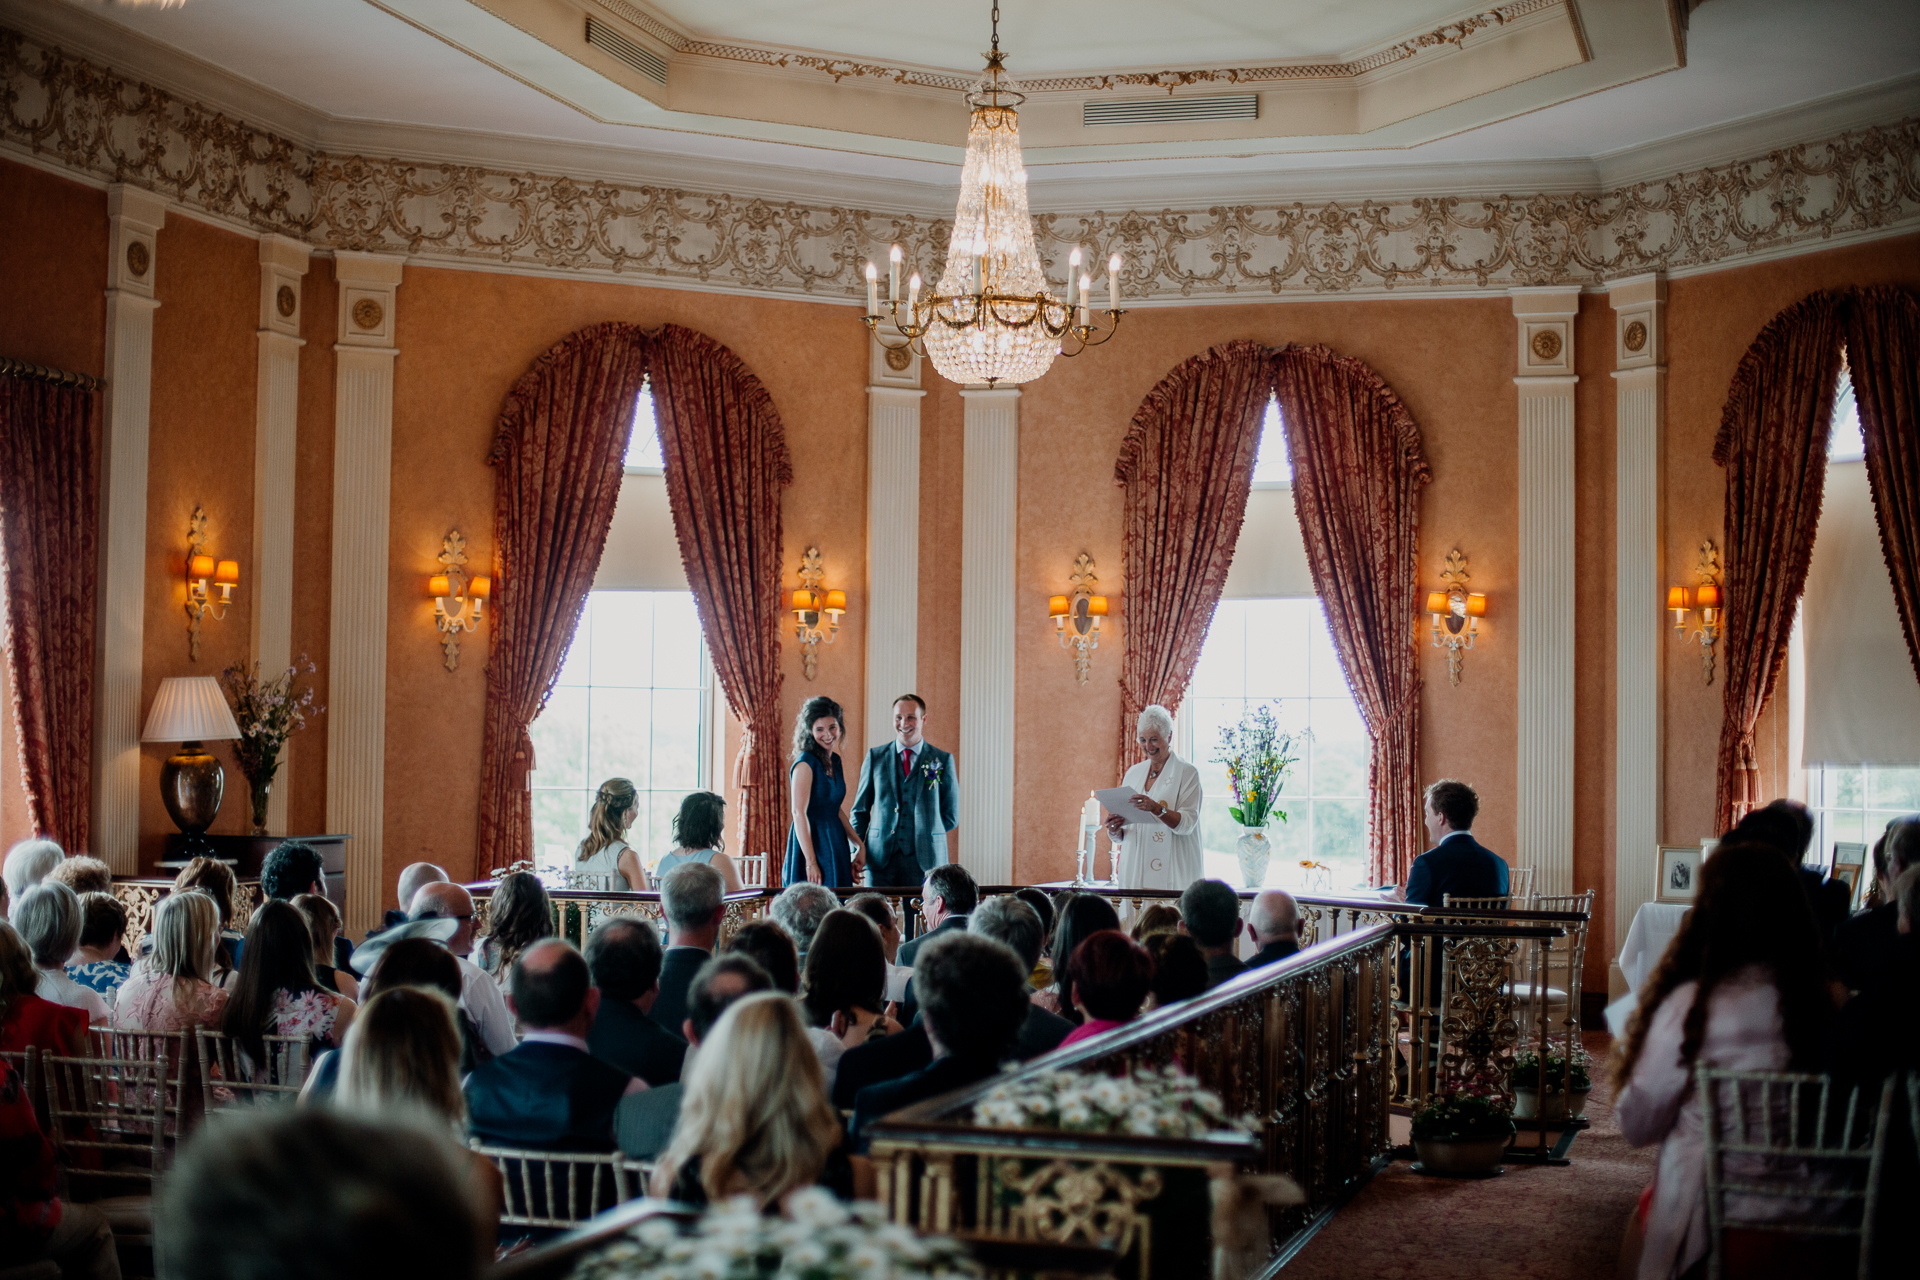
[142,676,242,743]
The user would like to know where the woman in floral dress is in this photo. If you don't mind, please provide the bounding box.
[222,901,355,1076]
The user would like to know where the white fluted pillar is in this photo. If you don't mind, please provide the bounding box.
[252,235,309,837]
[327,252,403,935]
[1610,273,1666,992]
[865,331,925,747]
[959,387,1019,884]
[92,186,166,873]
[1511,288,1580,897]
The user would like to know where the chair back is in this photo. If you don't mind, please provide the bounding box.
[1506,866,1536,902]
[44,1049,170,1189]
[470,1142,647,1229]
[737,853,768,890]
[90,1027,198,1135]
[1,1045,49,1134]
[196,1030,313,1109]
[1442,894,1510,911]
[1696,1068,1894,1280]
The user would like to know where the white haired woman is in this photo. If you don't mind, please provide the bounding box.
[1104,704,1203,891]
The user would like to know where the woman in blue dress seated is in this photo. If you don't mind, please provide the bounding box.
[783,696,862,888]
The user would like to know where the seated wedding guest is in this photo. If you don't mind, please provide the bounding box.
[155,1108,486,1280]
[846,892,902,963]
[223,900,357,1069]
[45,855,111,896]
[1060,931,1155,1047]
[114,890,229,1035]
[473,870,551,992]
[170,856,244,984]
[801,910,903,1086]
[651,992,855,1207]
[1727,798,1852,942]
[2,1053,121,1280]
[727,920,802,995]
[969,896,1073,1057]
[1035,892,1121,1020]
[261,840,326,902]
[0,921,86,1056]
[408,881,517,1057]
[1615,842,1836,1280]
[293,894,359,999]
[573,777,649,890]
[897,863,978,1022]
[1836,815,1918,996]
[372,862,448,938]
[616,954,772,1161]
[652,790,744,892]
[66,892,131,1000]
[15,882,110,1023]
[0,878,8,922]
[1013,887,1056,988]
[851,932,1030,1151]
[331,986,504,1247]
[1829,866,1920,1087]
[302,931,479,1102]
[1130,902,1182,942]
[584,917,686,1087]
[770,881,840,962]
[1,839,62,904]
[464,940,640,1151]
[1249,890,1306,967]
[1401,779,1509,904]
[1143,932,1209,1009]
[652,861,726,1037]
[1179,879,1246,989]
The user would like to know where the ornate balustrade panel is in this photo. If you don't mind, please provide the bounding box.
[112,879,262,954]
[464,885,767,949]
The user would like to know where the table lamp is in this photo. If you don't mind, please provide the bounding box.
[142,676,242,853]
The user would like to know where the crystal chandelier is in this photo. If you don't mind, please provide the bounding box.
[863,4,1125,387]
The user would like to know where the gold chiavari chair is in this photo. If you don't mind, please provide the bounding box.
[1,1045,49,1134]
[1507,865,1536,905]
[469,1142,650,1231]
[44,1047,173,1259]
[195,1031,313,1110]
[90,1028,198,1138]
[1512,889,1592,1047]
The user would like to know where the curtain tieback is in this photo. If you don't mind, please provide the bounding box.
[732,725,757,791]
[506,727,538,790]
[1374,679,1423,735]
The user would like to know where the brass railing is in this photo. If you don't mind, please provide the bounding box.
[464,884,767,949]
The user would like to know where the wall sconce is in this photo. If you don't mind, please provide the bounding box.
[429,529,490,672]
[1426,547,1486,687]
[1668,539,1723,684]
[184,505,239,661]
[792,545,844,680]
[1049,553,1108,685]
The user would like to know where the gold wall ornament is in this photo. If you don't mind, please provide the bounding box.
[1529,328,1562,360]
[790,545,845,680]
[428,529,491,671]
[276,284,297,317]
[1667,540,1724,684]
[183,506,240,660]
[1048,553,1109,685]
[1623,319,1648,352]
[125,239,149,277]
[883,345,912,371]
[1425,548,1487,686]
[351,298,384,330]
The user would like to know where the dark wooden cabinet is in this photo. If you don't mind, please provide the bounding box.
[161,833,350,918]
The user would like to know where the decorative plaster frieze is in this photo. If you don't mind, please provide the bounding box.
[3,28,1918,304]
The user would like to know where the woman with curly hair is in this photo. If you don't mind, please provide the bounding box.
[474,871,552,993]
[783,696,860,888]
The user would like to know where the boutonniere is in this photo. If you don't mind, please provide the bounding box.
[919,757,944,792]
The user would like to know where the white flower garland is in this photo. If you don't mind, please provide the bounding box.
[972,1067,1253,1140]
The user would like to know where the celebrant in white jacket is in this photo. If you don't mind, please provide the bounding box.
[1103,705,1204,891]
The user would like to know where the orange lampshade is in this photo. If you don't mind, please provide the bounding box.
[824,590,847,613]
[1695,582,1721,609]
[1426,591,1449,616]
[214,560,239,584]
[1667,586,1689,610]
[1048,595,1070,617]
[792,588,819,612]
[428,574,451,598]
[1466,593,1487,617]
[1088,596,1108,617]
[469,576,492,599]
[189,554,216,579]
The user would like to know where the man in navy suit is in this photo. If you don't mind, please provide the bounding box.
[1401,779,1509,907]
[852,694,960,888]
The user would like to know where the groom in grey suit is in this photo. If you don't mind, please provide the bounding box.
[852,694,960,888]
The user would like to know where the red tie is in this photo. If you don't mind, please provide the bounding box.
[901,748,913,781]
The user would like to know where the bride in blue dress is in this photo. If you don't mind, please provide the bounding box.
[783,696,863,887]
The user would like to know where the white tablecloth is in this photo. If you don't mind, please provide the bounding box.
[1618,901,1691,993]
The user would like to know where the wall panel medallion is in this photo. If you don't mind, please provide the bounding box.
[1529,329,1562,361]
[1622,319,1647,353]
[351,298,384,330]
[276,284,297,317]
[124,239,148,278]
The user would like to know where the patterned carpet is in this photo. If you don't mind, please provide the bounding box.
[1285,1034,1655,1279]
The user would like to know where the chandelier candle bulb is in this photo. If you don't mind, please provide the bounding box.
[864,262,879,316]
[1068,246,1082,304]
[1079,276,1091,326]
[888,244,902,302]
[908,272,921,307]
[1109,255,1122,310]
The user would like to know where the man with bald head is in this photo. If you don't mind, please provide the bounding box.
[1248,890,1306,968]
[409,881,517,1057]
[463,939,642,1151]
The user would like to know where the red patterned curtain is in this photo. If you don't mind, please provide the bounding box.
[1113,342,1273,777]
[0,375,99,851]
[1272,345,1432,886]
[1843,286,1920,685]
[1712,292,1847,830]
[648,326,794,871]
[479,323,650,873]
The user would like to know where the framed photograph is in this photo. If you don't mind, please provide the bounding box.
[1658,845,1704,903]
[1832,842,1868,908]
[1831,862,1863,906]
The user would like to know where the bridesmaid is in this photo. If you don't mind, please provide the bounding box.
[783,697,863,888]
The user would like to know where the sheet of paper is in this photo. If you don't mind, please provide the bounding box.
[1093,785,1150,823]
[885,964,912,1003]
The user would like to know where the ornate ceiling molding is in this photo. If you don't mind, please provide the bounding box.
[3,26,1917,305]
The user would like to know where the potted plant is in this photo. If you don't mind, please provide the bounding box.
[1212,704,1304,889]
[221,657,322,835]
[1509,1048,1592,1121]
[1409,1088,1515,1176]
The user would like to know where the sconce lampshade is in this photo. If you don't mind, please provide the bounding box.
[188,554,216,579]
[428,574,452,598]
[1048,595,1070,617]
[141,676,242,743]
[1667,586,1689,610]
[792,589,819,612]
[1695,583,1721,609]
[1426,591,1450,616]
[1466,593,1487,618]
[824,590,847,613]
[1088,596,1108,617]
[470,576,492,599]
[213,560,240,585]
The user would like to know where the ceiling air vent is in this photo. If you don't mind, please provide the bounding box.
[586,17,668,85]
[1083,94,1258,128]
